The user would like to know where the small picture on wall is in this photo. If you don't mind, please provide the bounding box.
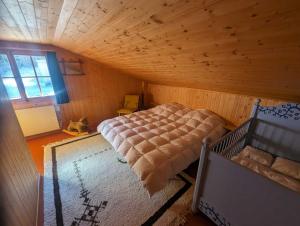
[59,59,84,76]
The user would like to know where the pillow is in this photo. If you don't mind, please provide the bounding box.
[239,145,274,167]
[271,157,300,180]
[265,167,300,193]
[232,156,300,193]
[231,156,270,174]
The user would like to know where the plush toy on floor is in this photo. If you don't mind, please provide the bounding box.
[63,117,89,136]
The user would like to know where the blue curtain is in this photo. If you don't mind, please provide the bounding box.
[46,52,69,104]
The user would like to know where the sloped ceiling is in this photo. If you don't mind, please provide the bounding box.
[1,0,300,100]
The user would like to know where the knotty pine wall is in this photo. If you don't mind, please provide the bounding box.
[146,83,283,127]
[54,48,142,129]
[4,42,143,130]
[0,79,38,226]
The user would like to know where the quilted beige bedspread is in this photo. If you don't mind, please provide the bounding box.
[98,103,226,195]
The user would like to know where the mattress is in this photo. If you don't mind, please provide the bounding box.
[232,153,300,193]
[98,103,226,195]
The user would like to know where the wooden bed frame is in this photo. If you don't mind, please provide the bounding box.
[192,99,300,226]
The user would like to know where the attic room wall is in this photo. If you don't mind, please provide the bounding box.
[54,47,142,129]
[0,79,38,226]
[146,83,283,126]
[2,42,142,130]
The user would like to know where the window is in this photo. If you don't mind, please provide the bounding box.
[0,52,54,100]
[0,54,21,99]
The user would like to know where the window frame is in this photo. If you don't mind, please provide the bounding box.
[0,50,55,108]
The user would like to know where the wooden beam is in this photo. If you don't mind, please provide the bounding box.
[47,0,64,41]
[53,0,79,41]
[17,0,40,41]
[0,40,55,51]
[33,0,49,41]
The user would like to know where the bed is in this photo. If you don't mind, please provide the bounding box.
[192,100,300,226]
[98,103,226,195]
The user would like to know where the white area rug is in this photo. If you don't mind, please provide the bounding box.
[44,134,194,226]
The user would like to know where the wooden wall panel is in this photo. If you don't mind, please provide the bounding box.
[1,41,142,131]
[0,79,38,226]
[54,48,142,129]
[146,83,283,126]
[1,0,300,100]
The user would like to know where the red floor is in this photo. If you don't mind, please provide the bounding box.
[26,132,72,175]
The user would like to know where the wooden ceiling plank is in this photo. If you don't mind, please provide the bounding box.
[59,0,164,49]
[55,0,136,47]
[47,0,63,41]
[0,14,24,40]
[17,0,40,41]
[33,0,49,42]
[0,21,19,40]
[0,0,28,40]
[73,0,238,51]
[63,0,248,56]
[53,0,79,41]
[2,0,33,40]
[1,0,300,100]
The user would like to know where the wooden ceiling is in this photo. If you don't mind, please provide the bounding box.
[1,0,300,100]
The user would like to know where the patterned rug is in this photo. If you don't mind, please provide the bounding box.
[44,134,194,226]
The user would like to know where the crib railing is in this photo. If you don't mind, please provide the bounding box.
[207,118,253,159]
[192,118,254,213]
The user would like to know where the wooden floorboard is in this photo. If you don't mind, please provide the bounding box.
[186,213,215,226]
[26,132,72,175]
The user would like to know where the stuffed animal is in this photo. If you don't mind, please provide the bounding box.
[67,117,88,133]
